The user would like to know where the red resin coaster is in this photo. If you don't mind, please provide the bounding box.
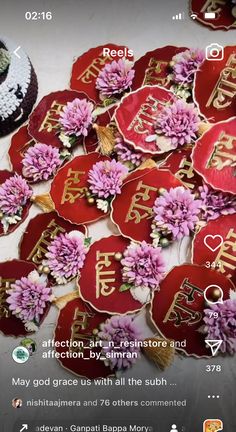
[9,125,37,176]
[160,146,203,192]
[192,118,236,194]
[192,214,236,285]
[151,264,234,357]
[0,171,31,237]
[79,235,144,314]
[132,46,187,90]
[0,260,48,337]
[111,167,183,243]
[70,44,134,104]
[50,153,110,225]
[55,297,112,378]
[194,46,236,123]
[115,85,175,154]
[191,1,236,31]
[19,212,87,286]
[28,90,93,147]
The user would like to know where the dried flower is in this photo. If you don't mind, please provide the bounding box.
[155,100,200,148]
[96,59,135,98]
[121,241,166,290]
[98,315,142,370]
[0,174,32,216]
[96,199,109,213]
[22,143,61,182]
[59,98,94,137]
[171,48,205,85]
[88,159,128,199]
[153,187,201,240]
[45,231,88,284]
[198,184,236,222]
[114,135,146,168]
[203,299,236,354]
[6,271,51,324]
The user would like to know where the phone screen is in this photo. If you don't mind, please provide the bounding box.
[0,1,236,432]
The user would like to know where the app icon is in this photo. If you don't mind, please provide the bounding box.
[203,235,223,252]
[204,285,223,304]
[170,425,178,432]
[203,419,223,432]
[205,44,224,61]
[205,340,223,356]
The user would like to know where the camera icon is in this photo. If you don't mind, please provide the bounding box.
[206,43,224,61]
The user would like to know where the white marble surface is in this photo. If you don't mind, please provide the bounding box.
[0,1,236,431]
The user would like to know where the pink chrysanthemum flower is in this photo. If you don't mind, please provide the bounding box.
[114,135,146,168]
[0,174,32,216]
[22,143,61,182]
[153,187,201,240]
[45,231,87,284]
[88,159,128,199]
[198,184,236,222]
[121,241,166,290]
[171,48,205,85]
[203,299,236,355]
[6,271,51,323]
[98,315,142,370]
[96,59,135,98]
[59,98,94,137]
[155,100,200,148]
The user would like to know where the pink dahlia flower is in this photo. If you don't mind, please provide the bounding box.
[198,184,236,222]
[114,135,146,168]
[98,315,142,370]
[172,48,205,85]
[88,159,128,199]
[0,174,32,216]
[45,231,87,284]
[7,271,51,323]
[121,241,166,290]
[59,98,94,137]
[153,187,201,240]
[203,299,236,354]
[96,59,135,98]
[155,100,200,148]
[22,143,61,182]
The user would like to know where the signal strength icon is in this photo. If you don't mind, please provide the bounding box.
[172,12,185,20]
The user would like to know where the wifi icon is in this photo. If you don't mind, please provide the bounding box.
[191,13,198,20]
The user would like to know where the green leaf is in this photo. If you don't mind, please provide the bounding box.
[84,237,92,247]
[119,283,132,292]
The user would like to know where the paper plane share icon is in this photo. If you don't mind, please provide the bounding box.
[205,340,223,356]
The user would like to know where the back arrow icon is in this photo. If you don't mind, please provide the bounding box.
[13,46,21,59]
[20,424,28,432]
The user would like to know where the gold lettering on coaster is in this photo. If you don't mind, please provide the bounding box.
[95,252,116,299]
[206,54,236,110]
[0,277,15,318]
[176,158,195,189]
[206,131,236,170]
[61,168,87,204]
[70,307,95,352]
[125,180,157,224]
[163,278,203,327]
[201,0,226,15]
[27,219,65,265]
[143,58,170,86]
[215,228,236,278]
[127,95,165,134]
[77,53,113,84]
[18,137,35,157]
[39,100,65,133]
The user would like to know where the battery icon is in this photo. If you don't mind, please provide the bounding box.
[204,12,216,19]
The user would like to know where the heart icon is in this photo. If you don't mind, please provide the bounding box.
[204,235,223,252]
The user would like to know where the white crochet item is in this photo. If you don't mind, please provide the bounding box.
[0,37,31,121]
